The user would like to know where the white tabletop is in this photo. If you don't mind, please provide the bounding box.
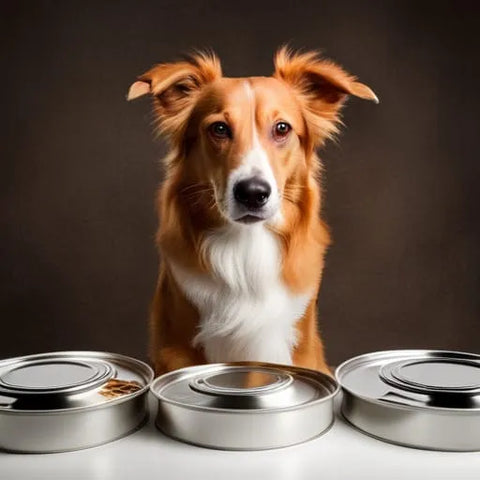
[1,394,479,480]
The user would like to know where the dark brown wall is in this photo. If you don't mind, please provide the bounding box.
[2,0,479,365]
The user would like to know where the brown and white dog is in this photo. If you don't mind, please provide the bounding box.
[128,48,377,376]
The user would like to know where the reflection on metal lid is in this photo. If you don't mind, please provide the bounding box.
[154,363,336,411]
[337,350,480,410]
[0,359,115,394]
[380,358,480,394]
[189,368,294,400]
[0,351,152,411]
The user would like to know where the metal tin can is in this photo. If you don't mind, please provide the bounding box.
[0,351,153,453]
[151,362,339,450]
[336,349,480,451]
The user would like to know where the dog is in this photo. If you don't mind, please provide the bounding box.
[128,47,377,375]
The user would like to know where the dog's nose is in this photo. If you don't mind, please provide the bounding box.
[233,177,271,210]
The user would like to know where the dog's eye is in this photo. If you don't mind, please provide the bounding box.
[273,121,292,141]
[209,121,231,139]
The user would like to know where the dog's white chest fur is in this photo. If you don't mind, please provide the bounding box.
[170,224,311,364]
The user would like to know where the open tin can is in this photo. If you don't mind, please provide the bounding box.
[336,349,480,451]
[0,351,153,453]
[151,362,339,450]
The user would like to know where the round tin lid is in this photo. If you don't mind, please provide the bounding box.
[0,351,154,411]
[0,358,115,395]
[336,350,480,410]
[151,362,338,411]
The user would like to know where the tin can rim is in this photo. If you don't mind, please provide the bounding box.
[0,350,154,415]
[335,349,480,413]
[150,361,339,414]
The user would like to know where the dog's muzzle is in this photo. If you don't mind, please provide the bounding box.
[234,177,271,210]
[230,176,276,224]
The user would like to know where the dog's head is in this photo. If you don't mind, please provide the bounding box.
[128,48,377,226]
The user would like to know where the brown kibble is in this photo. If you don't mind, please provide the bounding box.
[99,379,142,398]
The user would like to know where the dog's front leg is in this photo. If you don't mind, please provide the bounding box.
[292,300,331,375]
[150,267,206,375]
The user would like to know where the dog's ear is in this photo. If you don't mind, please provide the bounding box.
[273,47,377,145]
[127,52,222,140]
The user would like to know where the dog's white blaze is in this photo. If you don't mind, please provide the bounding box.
[170,223,311,364]
[225,82,280,221]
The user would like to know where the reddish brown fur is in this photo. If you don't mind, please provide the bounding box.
[128,47,377,375]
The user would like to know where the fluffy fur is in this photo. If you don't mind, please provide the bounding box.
[128,47,377,375]
[171,224,310,364]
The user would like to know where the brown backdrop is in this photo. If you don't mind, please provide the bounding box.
[2,0,479,366]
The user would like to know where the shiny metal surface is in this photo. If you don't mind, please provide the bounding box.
[0,351,153,453]
[151,362,339,450]
[0,358,115,397]
[336,349,480,451]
